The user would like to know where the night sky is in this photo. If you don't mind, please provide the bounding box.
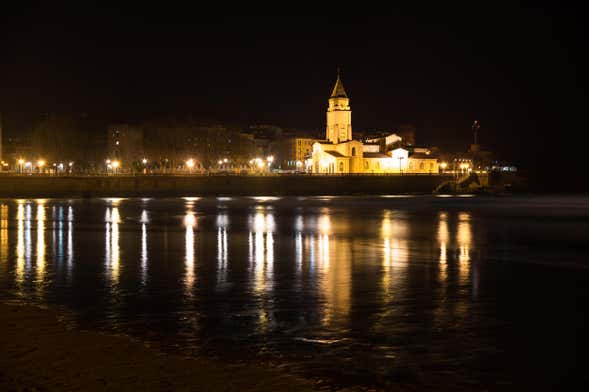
[1,4,586,186]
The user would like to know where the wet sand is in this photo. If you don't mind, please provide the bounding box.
[0,301,317,391]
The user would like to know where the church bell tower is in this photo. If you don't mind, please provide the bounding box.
[326,72,352,144]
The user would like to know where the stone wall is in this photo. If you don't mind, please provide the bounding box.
[0,174,451,198]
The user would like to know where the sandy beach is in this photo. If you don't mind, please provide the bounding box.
[0,301,317,391]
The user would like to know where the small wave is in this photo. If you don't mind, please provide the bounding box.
[293,337,347,345]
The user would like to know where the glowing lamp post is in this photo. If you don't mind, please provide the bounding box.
[186,158,195,174]
[111,160,120,174]
[266,156,274,173]
[17,159,25,173]
[440,162,448,173]
[37,160,46,174]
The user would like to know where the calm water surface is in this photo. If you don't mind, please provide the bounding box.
[1,195,588,389]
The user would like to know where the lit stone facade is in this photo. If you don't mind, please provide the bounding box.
[311,76,439,174]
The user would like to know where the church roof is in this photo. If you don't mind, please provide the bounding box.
[330,76,348,98]
[325,150,346,158]
[410,152,438,159]
[363,152,390,159]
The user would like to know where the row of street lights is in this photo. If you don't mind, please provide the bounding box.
[16,159,74,174]
[249,156,274,171]
[11,156,276,175]
[439,161,472,175]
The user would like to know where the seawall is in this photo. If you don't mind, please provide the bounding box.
[0,174,452,198]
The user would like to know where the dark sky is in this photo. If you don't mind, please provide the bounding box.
[0,4,586,182]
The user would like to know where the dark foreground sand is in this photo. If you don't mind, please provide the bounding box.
[0,301,320,391]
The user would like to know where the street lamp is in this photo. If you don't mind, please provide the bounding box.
[398,156,404,175]
[186,158,195,174]
[112,160,120,175]
[17,159,25,173]
[440,162,448,173]
[37,160,46,174]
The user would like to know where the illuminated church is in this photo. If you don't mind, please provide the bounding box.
[310,75,439,174]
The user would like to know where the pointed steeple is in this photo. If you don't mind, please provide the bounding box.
[330,69,348,98]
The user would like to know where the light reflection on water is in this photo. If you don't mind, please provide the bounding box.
[248,207,275,296]
[1,196,588,388]
[184,207,196,296]
[105,204,121,286]
[36,202,46,291]
[1,205,8,265]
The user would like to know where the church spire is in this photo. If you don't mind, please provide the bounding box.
[330,69,347,98]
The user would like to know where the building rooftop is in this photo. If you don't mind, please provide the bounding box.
[325,151,346,158]
[363,152,390,159]
[410,152,437,159]
[330,76,348,99]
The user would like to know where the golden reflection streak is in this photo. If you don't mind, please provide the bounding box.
[249,209,275,294]
[248,207,276,330]
[67,206,73,274]
[184,211,196,296]
[56,206,63,267]
[105,206,121,286]
[457,212,472,284]
[216,214,229,286]
[317,211,351,327]
[295,215,303,274]
[317,214,330,272]
[266,230,274,279]
[380,210,409,296]
[16,203,25,283]
[437,212,449,283]
[25,204,32,277]
[381,211,409,265]
[140,210,148,285]
[36,202,47,287]
[0,205,8,266]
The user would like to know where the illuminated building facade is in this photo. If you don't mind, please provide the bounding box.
[311,76,439,174]
[107,124,145,171]
[274,137,319,171]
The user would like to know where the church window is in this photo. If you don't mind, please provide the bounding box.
[352,147,356,156]
[420,162,425,170]
[339,161,344,172]
[364,160,369,169]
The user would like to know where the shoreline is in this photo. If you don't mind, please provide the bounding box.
[0,300,317,391]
